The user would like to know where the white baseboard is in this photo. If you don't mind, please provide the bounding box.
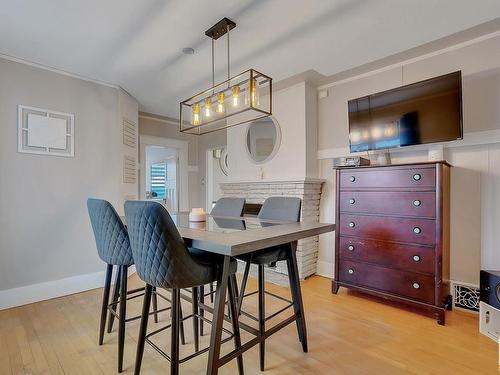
[316,260,333,278]
[0,266,137,311]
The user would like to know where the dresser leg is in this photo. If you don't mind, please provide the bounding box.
[331,281,340,294]
[435,308,445,325]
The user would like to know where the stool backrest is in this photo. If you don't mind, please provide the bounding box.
[211,197,246,217]
[124,200,214,288]
[258,197,302,222]
[87,198,134,266]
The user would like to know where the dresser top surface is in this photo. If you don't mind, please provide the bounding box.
[336,160,451,170]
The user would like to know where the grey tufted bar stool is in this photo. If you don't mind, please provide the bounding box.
[124,200,244,375]
[235,196,306,371]
[87,198,171,372]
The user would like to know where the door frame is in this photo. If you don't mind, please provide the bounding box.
[139,135,189,211]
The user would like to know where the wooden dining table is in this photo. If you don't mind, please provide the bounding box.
[166,212,335,375]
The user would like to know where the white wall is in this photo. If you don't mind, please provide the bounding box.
[227,81,318,182]
[0,57,138,305]
[317,33,500,285]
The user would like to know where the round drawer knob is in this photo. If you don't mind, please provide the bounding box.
[349,198,355,204]
[412,282,420,289]
[349,176,356,182]
[413,255,421,262]
[413,173,422,181]
[349,222,355,228]
[348,269,354,274]
[413,199,421,206]
[413,227,421,234]
[347,245,355,251]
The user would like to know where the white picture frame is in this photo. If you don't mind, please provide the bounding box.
[18,105,75,157]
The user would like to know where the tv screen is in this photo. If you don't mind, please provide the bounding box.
[348,71,463,152]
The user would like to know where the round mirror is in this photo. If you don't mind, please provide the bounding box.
[219,147,229,176]
[245,116,281,164]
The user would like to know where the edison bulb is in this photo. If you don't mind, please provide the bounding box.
[248,79,259,106]
[191,103,200,126]
[204,97,212,118]
[350,131,361,143]
[232,86,240,107]
[216,92,225,114]
[371,127,382,139]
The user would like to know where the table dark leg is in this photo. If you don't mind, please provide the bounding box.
[99,264,113,345]
[206,256,230,375]
[107,265,121,333]
[228,276,244,375]
[237,260,251,316]
[287,241,308,352]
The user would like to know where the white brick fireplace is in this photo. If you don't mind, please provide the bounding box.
[220,178,324,284]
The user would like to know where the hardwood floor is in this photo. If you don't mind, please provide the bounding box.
[0,274,496,374]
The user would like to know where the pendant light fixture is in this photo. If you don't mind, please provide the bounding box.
[180,18,272,135]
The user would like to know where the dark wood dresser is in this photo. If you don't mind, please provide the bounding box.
[332,161,452,324]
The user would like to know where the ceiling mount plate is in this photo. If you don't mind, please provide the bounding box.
[205,17,236,40]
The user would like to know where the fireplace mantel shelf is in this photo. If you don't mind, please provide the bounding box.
[221,178,326,185]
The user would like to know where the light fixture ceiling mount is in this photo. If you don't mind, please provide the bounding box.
[179,18,272,135]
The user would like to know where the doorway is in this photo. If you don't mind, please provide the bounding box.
[139,135,189,212]
[206,147,228,212]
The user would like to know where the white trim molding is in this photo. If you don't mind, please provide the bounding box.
[0,267,136,310]
[0,271,105,310]
[317,129,500,160]
[0,52,119,89]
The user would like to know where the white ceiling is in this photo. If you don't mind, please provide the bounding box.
[1,0,500,118]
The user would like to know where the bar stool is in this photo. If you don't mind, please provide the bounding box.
[88,198,169,372]
[124,200,244,375]
[236,196,306,371]
[198,197,246,335]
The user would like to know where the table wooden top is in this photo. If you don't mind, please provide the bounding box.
[123,212,335,257]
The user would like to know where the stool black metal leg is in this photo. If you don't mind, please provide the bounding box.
[152,287,159,323]
[171,288,181,375]
[99,264,113,345]
[199,285,205,336]
[107,265,121,333]
[179,299,186,345]
[118,265,128,373]
[258,264,266,371]
[134,284,152,375]
[228,276,244,375]
[192,287,199,352]
[210,282,214,303]
[287,241,308,352]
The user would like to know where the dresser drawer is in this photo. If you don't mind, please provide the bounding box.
[339,237,434,274]
[338,260,435,304]
[339,214,436,245]
[339,191,436,218]
[340,167,435,190]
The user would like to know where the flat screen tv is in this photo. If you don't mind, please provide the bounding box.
[348,71,463,152]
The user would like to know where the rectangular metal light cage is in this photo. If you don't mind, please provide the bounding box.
[180,69,272,135]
